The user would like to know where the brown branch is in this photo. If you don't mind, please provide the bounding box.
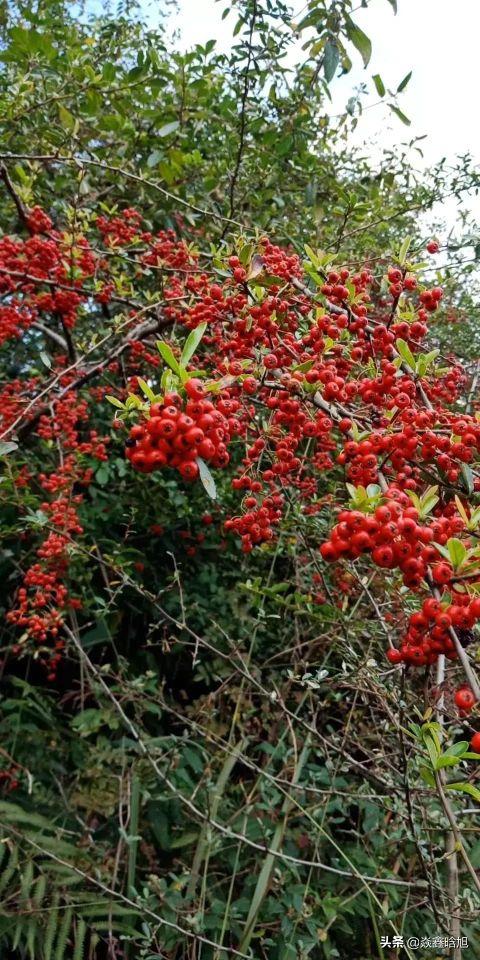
[0,266,142,309]
[0,153,242,228]
[15,311,173,441]
[0,163,30,226]
[31,321,68,351]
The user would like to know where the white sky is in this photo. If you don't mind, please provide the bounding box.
[152,0,480,240]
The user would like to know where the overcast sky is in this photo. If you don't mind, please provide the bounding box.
[153,0,480,239]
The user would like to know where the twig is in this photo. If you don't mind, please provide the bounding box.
[0,153,242,229]
[0,163,30,225]
[225,0,258,226]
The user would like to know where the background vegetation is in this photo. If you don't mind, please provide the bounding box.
[0,2,479,958]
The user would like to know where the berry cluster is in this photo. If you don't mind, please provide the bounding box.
[124,380,237,480]
[319,490,456,587]
[225,493,284,552]
[387,596,480,668]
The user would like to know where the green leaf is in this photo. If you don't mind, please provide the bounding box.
[372,74,385,97]
[446,538,467,570]
[418,487,439,518]
[444,741,469,758]
[106,395,125,409]
[345,17,372,68]
[398,236,412,266]
[461,463,474,495]
[125,394,143,410]
[436,755,463,770]
[170,831,199,849]
[424,734,439,769]
[446,781,480,803]
[180,322,207,367]
[156,340,182,376]
[386,0,398,11]
[323,40,339,83]
[137,378,156,402]
[197,457,217,500]
[40,350,51,368]
[395,338,416,370]
[0,441,18,456]
[418,763,433,787]
[433,542,452,562]
[147,150,162,168]
[397,70,412,93]
[388,104,411,126]
[157,120,180,137]
[58,104,76,131]
[95,465,109,486]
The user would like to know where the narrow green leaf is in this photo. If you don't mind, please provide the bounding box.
[424,734,439,769]
[419,766,435,787]
[197,457,217,499]
[397,70,412,93]
[170,831,200,849]
[443,741,469,758]
[157,120,180,137]
[324,40,340,83]
[395,338,416,370]
[388,103,411,126]
[0,441,18,456]
[40,350,52,368]
[137,378,156,403]
[58,104,76,131]
[156,340,182,376]
[433,542,452,562]
[372,74,385,97]
[398,236,412,266]
[106,395,125,409]
[436,755,462,770]
[147,150,162,168]
[180,322,207,367]
[461,463,474,495]
[345,17,372,68]
[446,781,480,802]
[125,394,143,410]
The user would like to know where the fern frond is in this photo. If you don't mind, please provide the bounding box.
[54,904,73,960]
[43,891,60,960]
[73,917,87,960]
[0,843,18,896]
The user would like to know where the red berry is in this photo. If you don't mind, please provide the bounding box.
[184,378,206,400]
[386,648,403,665]
[454,688,476,714]
[470,732,480,753]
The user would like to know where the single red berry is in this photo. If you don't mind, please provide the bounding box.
[470,731,480,753]
[454,687,476,713]
[184,379,205,400]
[386,648,403,665]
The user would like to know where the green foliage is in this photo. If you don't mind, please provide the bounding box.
[0,2,480,959]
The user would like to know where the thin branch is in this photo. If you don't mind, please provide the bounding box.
[0,163,30,225]
[0,153,242,229]
[225,0,257,226]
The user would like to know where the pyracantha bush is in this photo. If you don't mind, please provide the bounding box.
[1,202,479,736]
